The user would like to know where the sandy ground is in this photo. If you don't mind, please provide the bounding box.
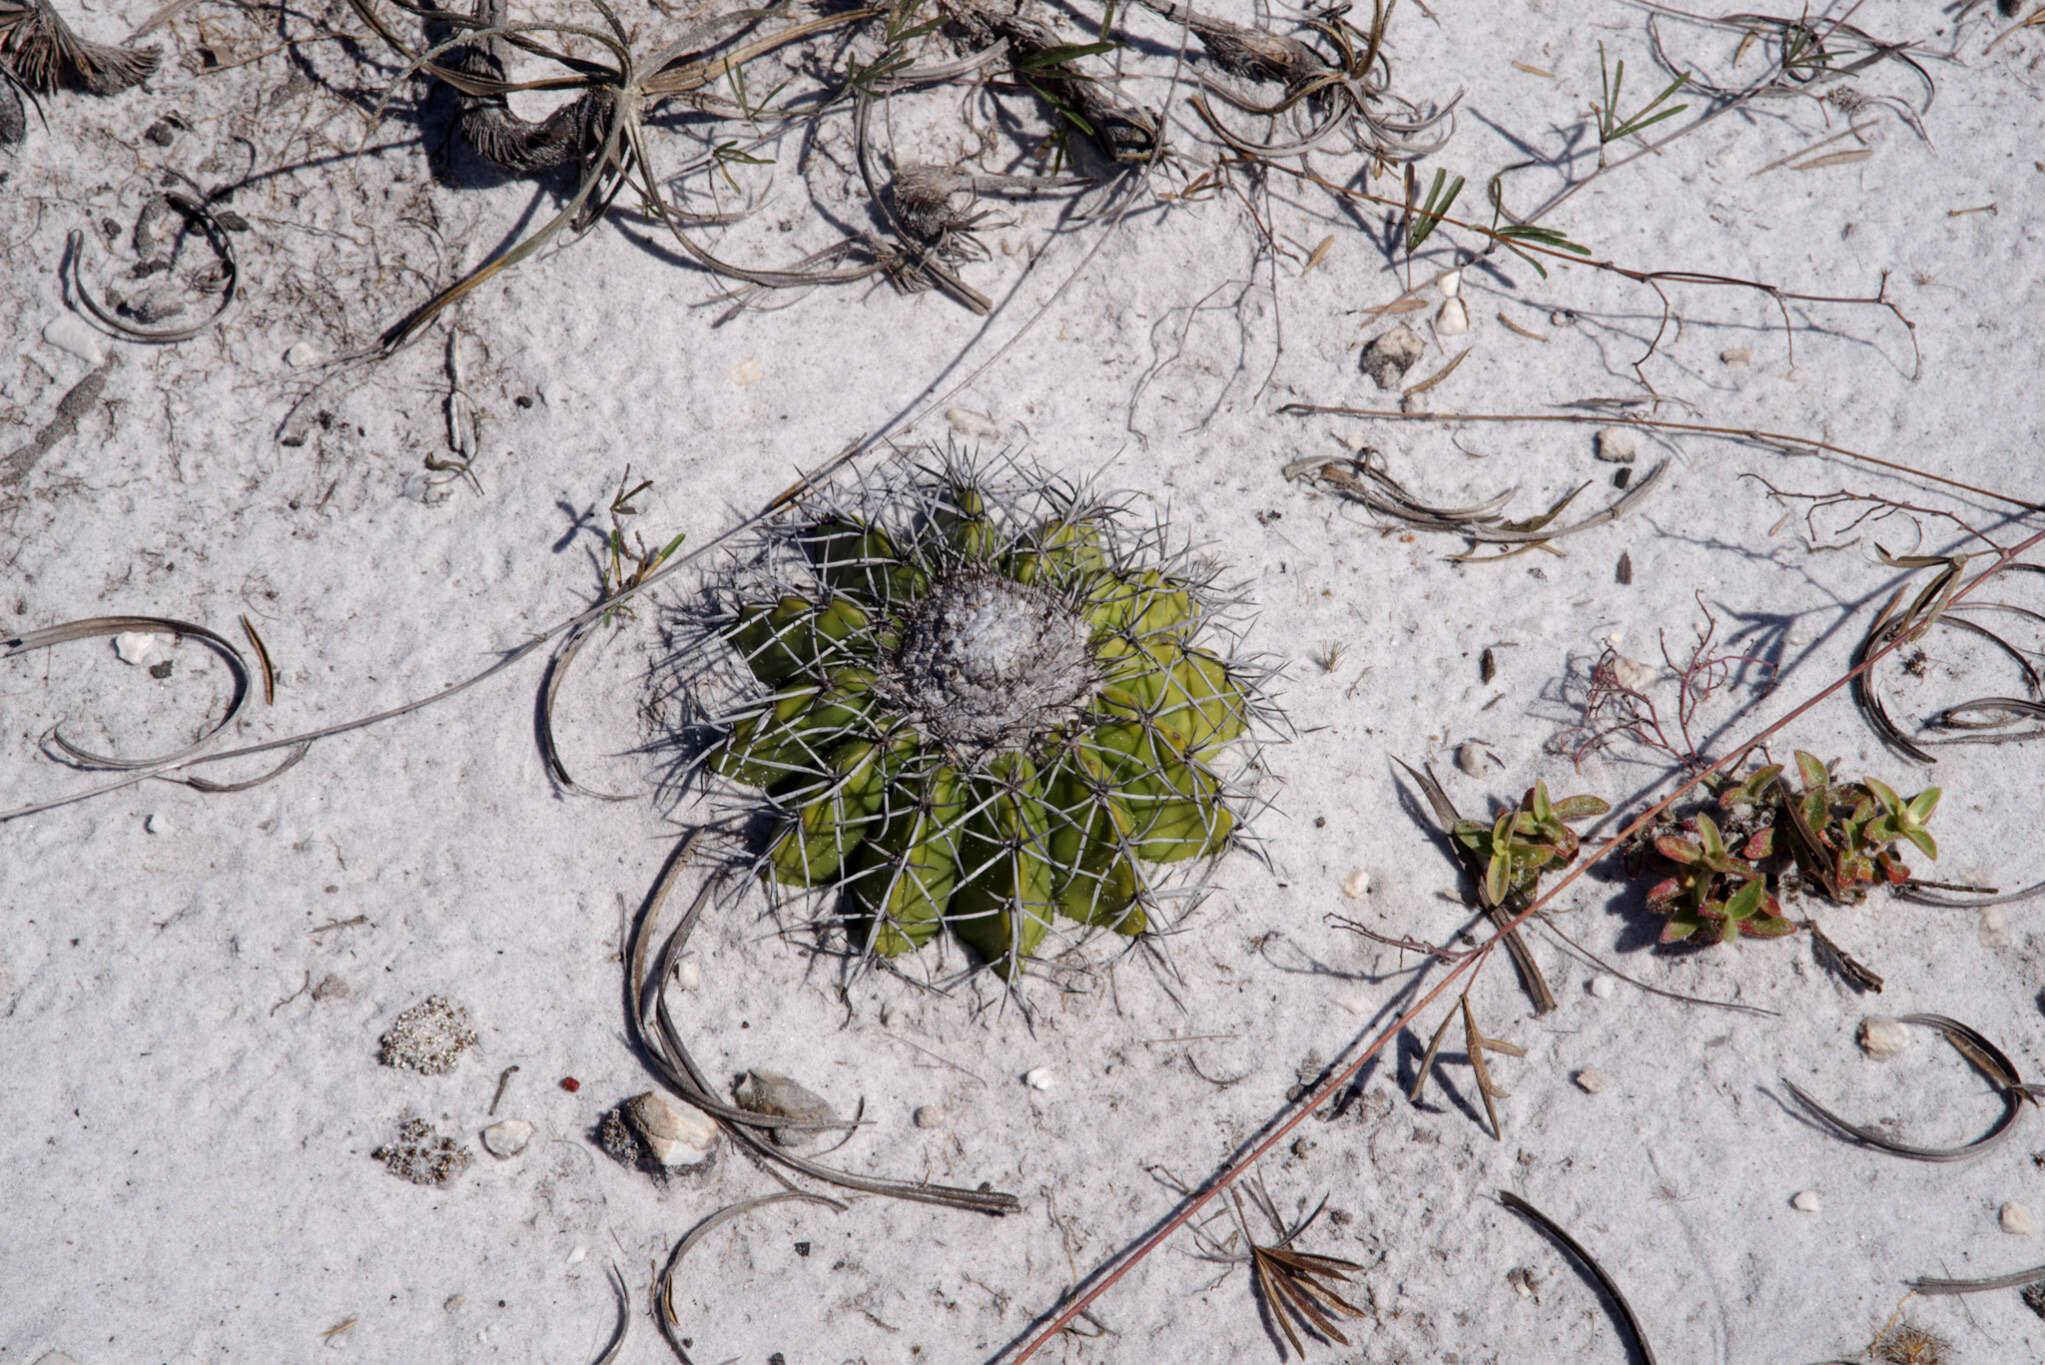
[5,0,2045,1360]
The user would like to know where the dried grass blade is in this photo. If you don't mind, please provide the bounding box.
[1254,1247,1352,1346]
[1907,1262,2045,1295]
[537,618,637,801]
[592,1263,630,1365]
[657,1192,845,1363]
[1407,1005,1457,1105]
[239,614,275,706]
[1401,346,1469,400]
[1780,1012,2029,1161]
[64,193,238,343]
[5,613,250,769]
[1250,1247,1307,1358]
[1498,1190,1658,1365]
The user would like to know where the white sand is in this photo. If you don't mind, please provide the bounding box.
[5,0,2044,1360]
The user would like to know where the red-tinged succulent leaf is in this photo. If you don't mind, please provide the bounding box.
[1695,811,1727,862]
[1656,834,1703,865]
[1878,852,1911,885]
[1528,781,1553,824]
[1740,911,1798,938]
[1863,776,1902,814]
[1795,750,1828,791]
[1660,914,1701,943]
[1551,794,1610,821]
[1721,878,1766,923]
[1742,827,1776,860]
[1904,826,1937,861]
[1645,876,1683,911]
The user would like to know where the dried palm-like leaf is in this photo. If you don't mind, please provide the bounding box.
[0,0,158,93]
[1499,1190,1658,1365]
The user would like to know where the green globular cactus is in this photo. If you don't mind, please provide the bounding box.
[699,452,1271,980]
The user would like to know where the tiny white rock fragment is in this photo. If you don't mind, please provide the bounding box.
[727,355,765,387]
[1588,975,1617,1000]
[113,631,159,664]
[1340,867,1371,900]
[43,314,105,365]
[914,1104,949,1129]
[1455,741,1485,776]
[144,812,167,835]
[1612,656,1656,692]
[1720,347,1753,366]
[1792,1190,1821,1213]
[1594,426,1640,463]
[673,959,703,991]
[566,1245,587,1266]
[481,1119,534,1158]
[1438,269,1462,298]
[945,407,999,439]
[1361,325,1425,390]
[1025,1067,1058,1092]
[1549,310,1573,327]
[1574,1068,1609,1094]
[311,973,351,1002]
[1435,297,1470,335]
[2002,1201,2037,1236]
[444,1294,466,1312]
[1979,907,2012,948]
[1857,1015,1910,1060]
[285,340,323,368]
[625,1092,717,1167]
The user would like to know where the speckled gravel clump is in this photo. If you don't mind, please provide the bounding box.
[378,995,478,1075]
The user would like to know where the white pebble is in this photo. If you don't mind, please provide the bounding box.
[1024,1067,1058,1092]
[1455,742,1485,777]
[945,407,999,439]
[673,959,703,991]
[727,355,764,387]
[1434,297,1470,336]
[1438,269,1462,298]
[625,1092,717,1167]
[1979,907,2012,949]
[2002,1201,2037,1236]
[1339,868,1371,900]
[1588,975,1617,1000]
[285,341,323,368]
[1720,347,1753,367]
[565,1245,587,1266]
[1574,1068,1609,1094]
[113,631,159,664]
[1857,1016,1910,1060]
[1361,325,1425,390]
[913,1104,948,1129]
[1612,656,1656,693]
[144,812,168,835]
[480,1119,534,1158]
[43,314,105,365]
[1791,1190,1821,1213]
[1549,310,1574,327]
[444,1294,466,1312]
[1594,427,1639,463]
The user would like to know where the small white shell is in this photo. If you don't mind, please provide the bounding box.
[480,1119,535,1158]
[1791,1190,1821,1213]
[285,340,322,368]
[1857,1016,1909,1060]
[625,1092,717,1166]
[1574,1068,1609,1094]
[43,314,105,365]
[1594,427,1639,463]
[2001,1201,2037,1236]
[1435,297,1470,335]
[1339,868,1371,900]
[914,1104,949,1129]
[673,959,703,991]
[1455,742,1485,776]
[1024,1067,1058,1092]
[1438,269,1462,298]
[1588,975,1617,1000]
[114,631,159,664]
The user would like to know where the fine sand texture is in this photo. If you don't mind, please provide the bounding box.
[5,0,2045,1361]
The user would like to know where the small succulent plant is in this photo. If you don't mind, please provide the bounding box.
[1628,751,1941,946]
[695,451,1270,979]
[1451,781,1610,909]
